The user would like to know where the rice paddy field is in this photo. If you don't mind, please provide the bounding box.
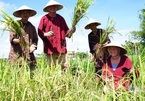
[0,51,145,101]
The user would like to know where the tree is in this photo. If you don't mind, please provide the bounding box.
[122,41,141,55]
[131,7,145,45]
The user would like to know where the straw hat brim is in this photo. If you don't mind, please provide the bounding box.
[102,44,127,54]
[85,22,101,29]
[13,5,36,17]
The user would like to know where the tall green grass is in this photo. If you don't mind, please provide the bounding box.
[0,51,145,100]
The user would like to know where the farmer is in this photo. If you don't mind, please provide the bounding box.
[101,41,133,91]
[84,18,110,83]
[38,0,75,71]
[8,5,38,71]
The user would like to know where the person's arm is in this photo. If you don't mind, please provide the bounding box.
[125,57,132,70]
[66,27,76,37]
[32,26,38,46]
[122,56,140,79]
[10,32,20,45]
[88,34,93,53]
[38,16,47,40]
[121,57,133,90]
[121,56,132,75]
[30,26,38,53]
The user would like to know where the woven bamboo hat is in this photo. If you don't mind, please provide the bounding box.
[13,5,36,17]
[43,0,63,12]
[102,41,127,54]
[85,18,101,29]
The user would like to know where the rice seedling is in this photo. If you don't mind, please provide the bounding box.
[0,47,145,100]
[100,17,117,44]
[68,0,93,38]
[0,9,27,48]
[95,17,117,55]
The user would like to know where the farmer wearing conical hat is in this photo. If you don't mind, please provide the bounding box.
[101,41,133,91]
[38,0,75,71]
[85,18,110,56]
[8,5,38,71]
[85,18,110,83]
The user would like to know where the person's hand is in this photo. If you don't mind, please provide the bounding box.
[44,31,54,37]
[13,38,20,44]
[94,58,104,68]
[66,27,76,38]
[30,44,37,53]
[93,43,101,51]
[71,27,76,33]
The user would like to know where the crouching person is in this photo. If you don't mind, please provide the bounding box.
[84,18,110,84]
[101,41,133,92]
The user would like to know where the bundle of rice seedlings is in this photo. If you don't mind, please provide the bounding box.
[68,0,93,38]
[100,17,116,44]
[96,17,117,54]
[0,9,27,48]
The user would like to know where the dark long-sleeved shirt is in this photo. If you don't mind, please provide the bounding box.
[88,28,109,54]
[9,21,38,66]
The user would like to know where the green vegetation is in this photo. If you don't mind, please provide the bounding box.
[130,7,145,46]
[1,6,145,100]
[0,49,145,100]
[0,9,27,48]
[68,0,93,38]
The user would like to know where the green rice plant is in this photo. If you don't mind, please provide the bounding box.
[124,45,145,100]
[100,17,117,44]
[0,52,145,100]
[0,9,27,48]
[95,17,118,55]
[68,0,93,38]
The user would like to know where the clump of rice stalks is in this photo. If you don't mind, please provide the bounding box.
[95,17,117,54]
[68,0,93,38]
[0,9,27,48]
[100,17,116,44]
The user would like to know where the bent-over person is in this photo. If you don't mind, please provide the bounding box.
[84,18,110,83]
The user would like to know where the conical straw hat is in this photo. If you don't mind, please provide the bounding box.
[13,5,36,17]
[102,41,127,54]
[43,0,63,12]
[85,18,101,29]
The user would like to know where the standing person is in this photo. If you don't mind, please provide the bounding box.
[8,5,38,71]
[84,18,110,83]
[38,0,75,70]
[102,41,132,91]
